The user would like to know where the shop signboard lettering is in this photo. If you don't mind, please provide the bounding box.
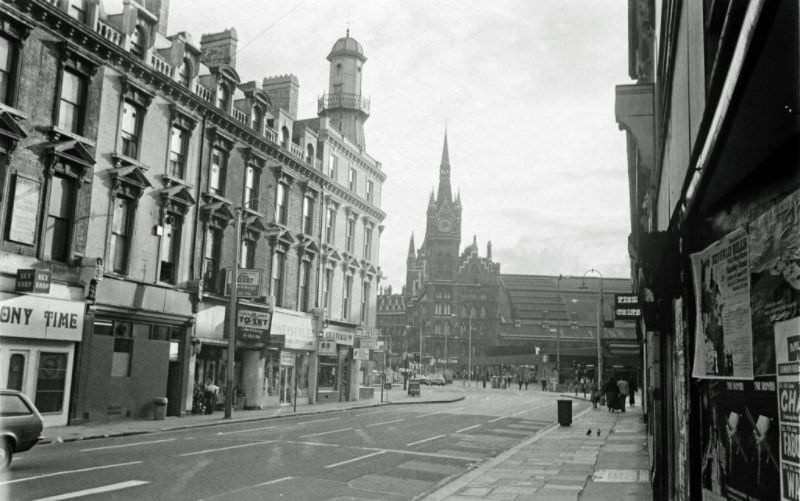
[0,293,83,342]
[280,350,295,367]
[775,318,800,501]
[224,269,263,298]
[236,309,271,345]
[322,326,354,346]
[318,339,337,356]
[614,294,640,321]
[271,311,315,350]
[15,269,51,294]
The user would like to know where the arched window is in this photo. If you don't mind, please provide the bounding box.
[280,126,289,148]
[178,58,191,87]
[251,106,263,132]
[129,25,146,59]
[216,82,229,110]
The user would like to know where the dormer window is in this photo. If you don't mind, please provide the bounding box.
[251,106,263,132]
[216,82,229,111]
[129,25,146,60]
[178,58,191,87]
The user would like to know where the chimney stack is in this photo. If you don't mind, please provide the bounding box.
[262,75,300,119]
[200,28,238,68]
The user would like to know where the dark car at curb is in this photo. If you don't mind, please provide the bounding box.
[0,389,44,469]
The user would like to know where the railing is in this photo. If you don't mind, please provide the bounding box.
[264,128,278,143]
[95,19,123,46]
[289,143,305,160]
[315,158,323,170]
[150,53,174,78]
[194,83,214,102]
[318,92,370,115]
[232,108,248,125]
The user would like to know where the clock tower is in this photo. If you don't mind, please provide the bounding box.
[423,133,462,281]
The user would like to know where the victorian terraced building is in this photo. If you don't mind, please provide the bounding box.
[0,0,384,425]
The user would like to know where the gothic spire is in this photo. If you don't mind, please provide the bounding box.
[437,131,452,205]
[407,233,416,259]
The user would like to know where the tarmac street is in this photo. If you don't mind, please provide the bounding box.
[0,385,650,501]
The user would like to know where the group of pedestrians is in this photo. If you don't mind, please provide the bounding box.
[590,374,636,412]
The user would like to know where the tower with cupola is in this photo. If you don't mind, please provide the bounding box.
[318,30,370,149]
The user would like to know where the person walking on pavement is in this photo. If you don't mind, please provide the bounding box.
[604,376,619,413]
[629,378,637,407]
[590,380,600,409]
[524,376,529,390]
[617,377,630,413]
[518,376,523,390]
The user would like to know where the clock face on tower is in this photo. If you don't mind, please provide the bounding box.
[438,218,452,232]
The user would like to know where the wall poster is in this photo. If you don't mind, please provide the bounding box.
[700,379,780,501]
[774,317,800,501]
[8,174,41,245]
[749,190,800,376]
[673,298,690,500]
[692,228,754,379]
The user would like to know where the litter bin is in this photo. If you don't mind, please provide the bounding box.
[557,399,572,426]
[153,397,168,420]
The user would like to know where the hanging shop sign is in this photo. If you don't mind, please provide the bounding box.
[236,309,271,345]
[318,339,337,356]
[775,317,800,501]
[358,337,378,350]
[224,269,263,298]
[15,269,51,294]
[279,350,296,367]
[0,293,83,342]
[353,348,370,361]
[614,294,640,323]
[690,228,754,379]
[322,325,354,346]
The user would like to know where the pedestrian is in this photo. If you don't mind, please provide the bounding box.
[541,377,547,391]
[580,376,587,398]
[204,378,220,415]
[524,376,529,390]
[604,376,618,413]
[617,377,629,413]
[629,378,636,407]
[483,373,487,389]
[518,376,523,390]
[590,380,600,409]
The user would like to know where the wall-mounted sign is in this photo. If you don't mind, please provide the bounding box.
[225,269,263,298]
[0,293,84,342]
[280,350,295,367]
[15,269,51,294]
[614,294,641,321]
[8,175,40,246]
[236,309,271,345]
[322,325,355,346]
[319,339,337,356]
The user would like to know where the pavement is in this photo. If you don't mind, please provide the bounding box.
[420,392,652,501]
[40,384,465,445]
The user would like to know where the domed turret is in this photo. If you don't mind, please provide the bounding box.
[328,30,366,62]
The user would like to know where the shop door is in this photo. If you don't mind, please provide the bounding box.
[280,366,293,405]
[5,351,29,391]
[166,361,182,416]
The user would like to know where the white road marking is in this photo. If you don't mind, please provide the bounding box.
[325,450,385,468]
[456,424,481,433]
[380,448,474,461]
[299,427,352,438]
[301,417,339,425]
[0,461,142,485]
[488,416,506,423]
[198,476,292,500]
[216,425,278,436]
[32,480,149,500]
[292,441,339,447]
[255,476,293,486]
[406,434,447,447]
[366,418,404,427]
[80,438,176,451]
[178,440,274,457]
[354,410,386,417]
[414,412,440,419]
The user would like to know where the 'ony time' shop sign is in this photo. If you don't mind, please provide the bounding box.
[0,293,84,342]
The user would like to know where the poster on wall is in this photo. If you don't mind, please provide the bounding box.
[692,228,755,379]
[748,190,800,376]
[673,298,690,501]
[774,317,800,501]
[700,379,780,501]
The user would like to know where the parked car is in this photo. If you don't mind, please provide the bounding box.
[409,374,429,385]
[0,389,44,470]
[429,374,446,386]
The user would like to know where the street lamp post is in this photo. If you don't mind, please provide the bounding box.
[467,315,472,383]
[556,275,563,373]
[582,268,604,382]
[224,208,243,419]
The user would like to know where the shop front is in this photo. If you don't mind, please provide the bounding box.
[319,322,358,402]
[0,291,84,427]
[267,308,316,407]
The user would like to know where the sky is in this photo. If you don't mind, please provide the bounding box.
[168,0,633,289]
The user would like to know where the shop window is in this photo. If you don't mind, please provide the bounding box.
[168,126,188,179]
[209,147,227,196]
[244,165,260,211]
[56,68,86,135]
[301,195,314,235]
[110,196,133,274]
[43,174,75,263]
[271,249,285,307]
[34,352,67,413]
[159,214,182,284]
[7,353,25,391]
[110,322,133,377]
[120,101,141,159]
